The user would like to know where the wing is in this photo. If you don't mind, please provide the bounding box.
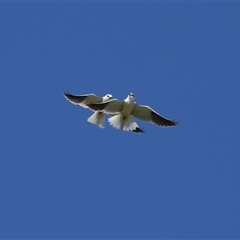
[86,99,124,114]
[63,91,102,108]
[131,104,178,127]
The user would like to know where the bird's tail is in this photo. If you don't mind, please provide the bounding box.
[87,111,105,129]
[108,114,145,133]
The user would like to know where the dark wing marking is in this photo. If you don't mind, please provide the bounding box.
[151,110,178,127]
[64,91,88,104]
[86,101,110,111]
[63,91,102,108]
[86,99,124,114]
[131,127,145,133]
[132,103,178,127]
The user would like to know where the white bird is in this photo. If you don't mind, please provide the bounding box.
[86,93,178,133]
[63,91,113,128]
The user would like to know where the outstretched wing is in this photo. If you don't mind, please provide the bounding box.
[86,99,124,114]
[132,104,178,127]
[63,91,102,108]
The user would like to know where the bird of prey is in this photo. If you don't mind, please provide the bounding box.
[86,93,178,133]
[63,91,113,128]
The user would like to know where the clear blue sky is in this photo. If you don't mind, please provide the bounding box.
[1,2,240,239]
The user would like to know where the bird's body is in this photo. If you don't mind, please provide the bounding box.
[121,94,134,118]
[86,93,178,133]
[107,94,143,132]
[64,91,113,128]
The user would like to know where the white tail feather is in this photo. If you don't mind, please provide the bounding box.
[108,114,140,132]
[87,111,105,129]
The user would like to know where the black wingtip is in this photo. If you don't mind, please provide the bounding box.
[132,127,145,133]
[163,120,178,127]
[63,91,70,96]
[172,120,179,126]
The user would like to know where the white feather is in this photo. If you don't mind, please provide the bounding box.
[87,111,105,129]
[108,114,140,132]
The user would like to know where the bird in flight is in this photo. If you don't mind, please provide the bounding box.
[63,91,113,128]
[86,93,178,133]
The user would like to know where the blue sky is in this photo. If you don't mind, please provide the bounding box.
[1,2,240,239]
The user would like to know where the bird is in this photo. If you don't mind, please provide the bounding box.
[63,91,113,128]
[86,93,178,133]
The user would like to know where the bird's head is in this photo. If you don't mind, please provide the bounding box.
[128,93,135,101]
[103,94,113,101]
